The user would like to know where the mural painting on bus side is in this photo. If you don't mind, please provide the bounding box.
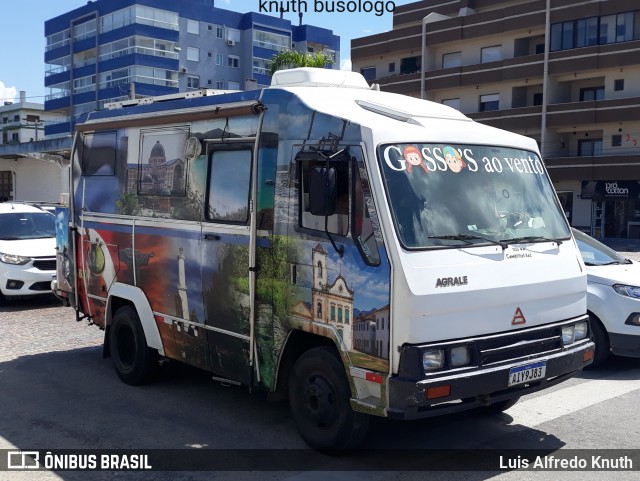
[253,236,392,390]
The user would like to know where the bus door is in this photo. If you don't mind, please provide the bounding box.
[201,142,255,384]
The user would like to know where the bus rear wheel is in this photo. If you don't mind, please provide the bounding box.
[109,306,157,385]
[289,346,369,450]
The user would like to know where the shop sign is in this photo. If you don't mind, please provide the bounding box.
[581,180,640,199]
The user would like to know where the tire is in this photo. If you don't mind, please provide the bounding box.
[289,346,370,450]
[484,396,520,413]
[587,314,610,369]
[109,306,158,385]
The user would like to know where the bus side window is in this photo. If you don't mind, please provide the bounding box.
[206,149,252,223]
[353,166,380,266]
[300,158,349,236]
[82,131,117,176]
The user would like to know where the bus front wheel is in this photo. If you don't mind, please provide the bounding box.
[109,306,158,385]
[289,346,369,450]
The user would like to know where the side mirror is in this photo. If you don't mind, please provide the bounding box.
[309,166,337,216]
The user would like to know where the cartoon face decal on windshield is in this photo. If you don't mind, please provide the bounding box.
[443,146,466,173]
[403,146,429,174]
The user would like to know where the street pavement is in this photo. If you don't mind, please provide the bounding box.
[0,238,639,480]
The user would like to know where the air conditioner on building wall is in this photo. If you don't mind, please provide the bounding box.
[180,67,187,74]
[226,40,235,46]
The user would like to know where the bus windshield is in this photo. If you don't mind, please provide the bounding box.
[378,143,570,249]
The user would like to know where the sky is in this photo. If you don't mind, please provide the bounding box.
[0,0,415,105]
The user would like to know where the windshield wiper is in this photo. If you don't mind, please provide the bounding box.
[428,234,508,250]
[501,236,563,246]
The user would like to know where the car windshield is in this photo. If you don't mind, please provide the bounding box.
[0,212,56,240]
[572,228,630,266]
[378,143,571,249]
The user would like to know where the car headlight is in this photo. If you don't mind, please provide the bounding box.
[613,284,640,299]
[0,252,30,265]
[422,349,444,371]
[450,346,471,367]
[562,326,575,345]
[574,321,588,341]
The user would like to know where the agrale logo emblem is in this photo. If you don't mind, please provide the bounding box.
[512,307,526,325]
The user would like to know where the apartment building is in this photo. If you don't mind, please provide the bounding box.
[0,92,68,202]
[44,0,339,137]
[352,0,640,239]
[1,92,64,145]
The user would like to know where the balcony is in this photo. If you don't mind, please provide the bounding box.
[467,105,543,130]
[545,154,640,182]
[546,97,640,127]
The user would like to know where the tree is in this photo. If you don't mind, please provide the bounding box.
[268,49,334,76]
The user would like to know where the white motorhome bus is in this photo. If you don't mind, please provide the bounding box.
[54,68,594,449]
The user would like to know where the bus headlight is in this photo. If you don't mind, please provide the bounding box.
[450,346,470,367]
[574,321,588,341]
[562,326,575,345]
[422,349,444,371]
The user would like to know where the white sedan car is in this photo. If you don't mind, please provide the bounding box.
[573,228,640,367]
[0,202,57,301]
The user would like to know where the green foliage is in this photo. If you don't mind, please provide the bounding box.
[268,49,334,76]
[115,192,139,216]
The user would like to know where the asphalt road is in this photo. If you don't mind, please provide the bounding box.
[1,288,639,480]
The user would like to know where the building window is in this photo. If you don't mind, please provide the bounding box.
[360,66,376,81]
[187,47,199,62]
[0,171,13,201]
[388,62,395,73]
[216,53,223,66]
[479,93,499,112]
[578,139,603,156]
[612,134,622,147]
[614,79,625,91]
[481,45,502,63]
[400,56,420,74]
[535,43,545,54]
[187,19,199,35]
[187,75,200,89]
[227,55,239,68]
[331,305,335,321]
[442,51,461,69]
[442,98,461,111]
[216,80,224,89]
[207,79,212,85]
[216,26,224,39]
[11,133,19,142]
[551,12,638,51]
[208,25,212,31]
[533,92,543,106]
[207,52,212,58]
[580,86,604,101]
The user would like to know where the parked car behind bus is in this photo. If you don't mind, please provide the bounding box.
[573,228,640,366]
[0,202,56,301]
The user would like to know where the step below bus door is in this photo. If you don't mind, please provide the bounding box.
[201,145,254,385]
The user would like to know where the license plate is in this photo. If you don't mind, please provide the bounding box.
[508,361,546,386]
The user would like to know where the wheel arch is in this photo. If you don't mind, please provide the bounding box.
[104,282,164,358]
[269,329,339,401]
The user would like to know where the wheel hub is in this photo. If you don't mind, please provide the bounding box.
[303,375,337,426]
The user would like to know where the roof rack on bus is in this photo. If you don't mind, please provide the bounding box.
[104,89,237,110]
